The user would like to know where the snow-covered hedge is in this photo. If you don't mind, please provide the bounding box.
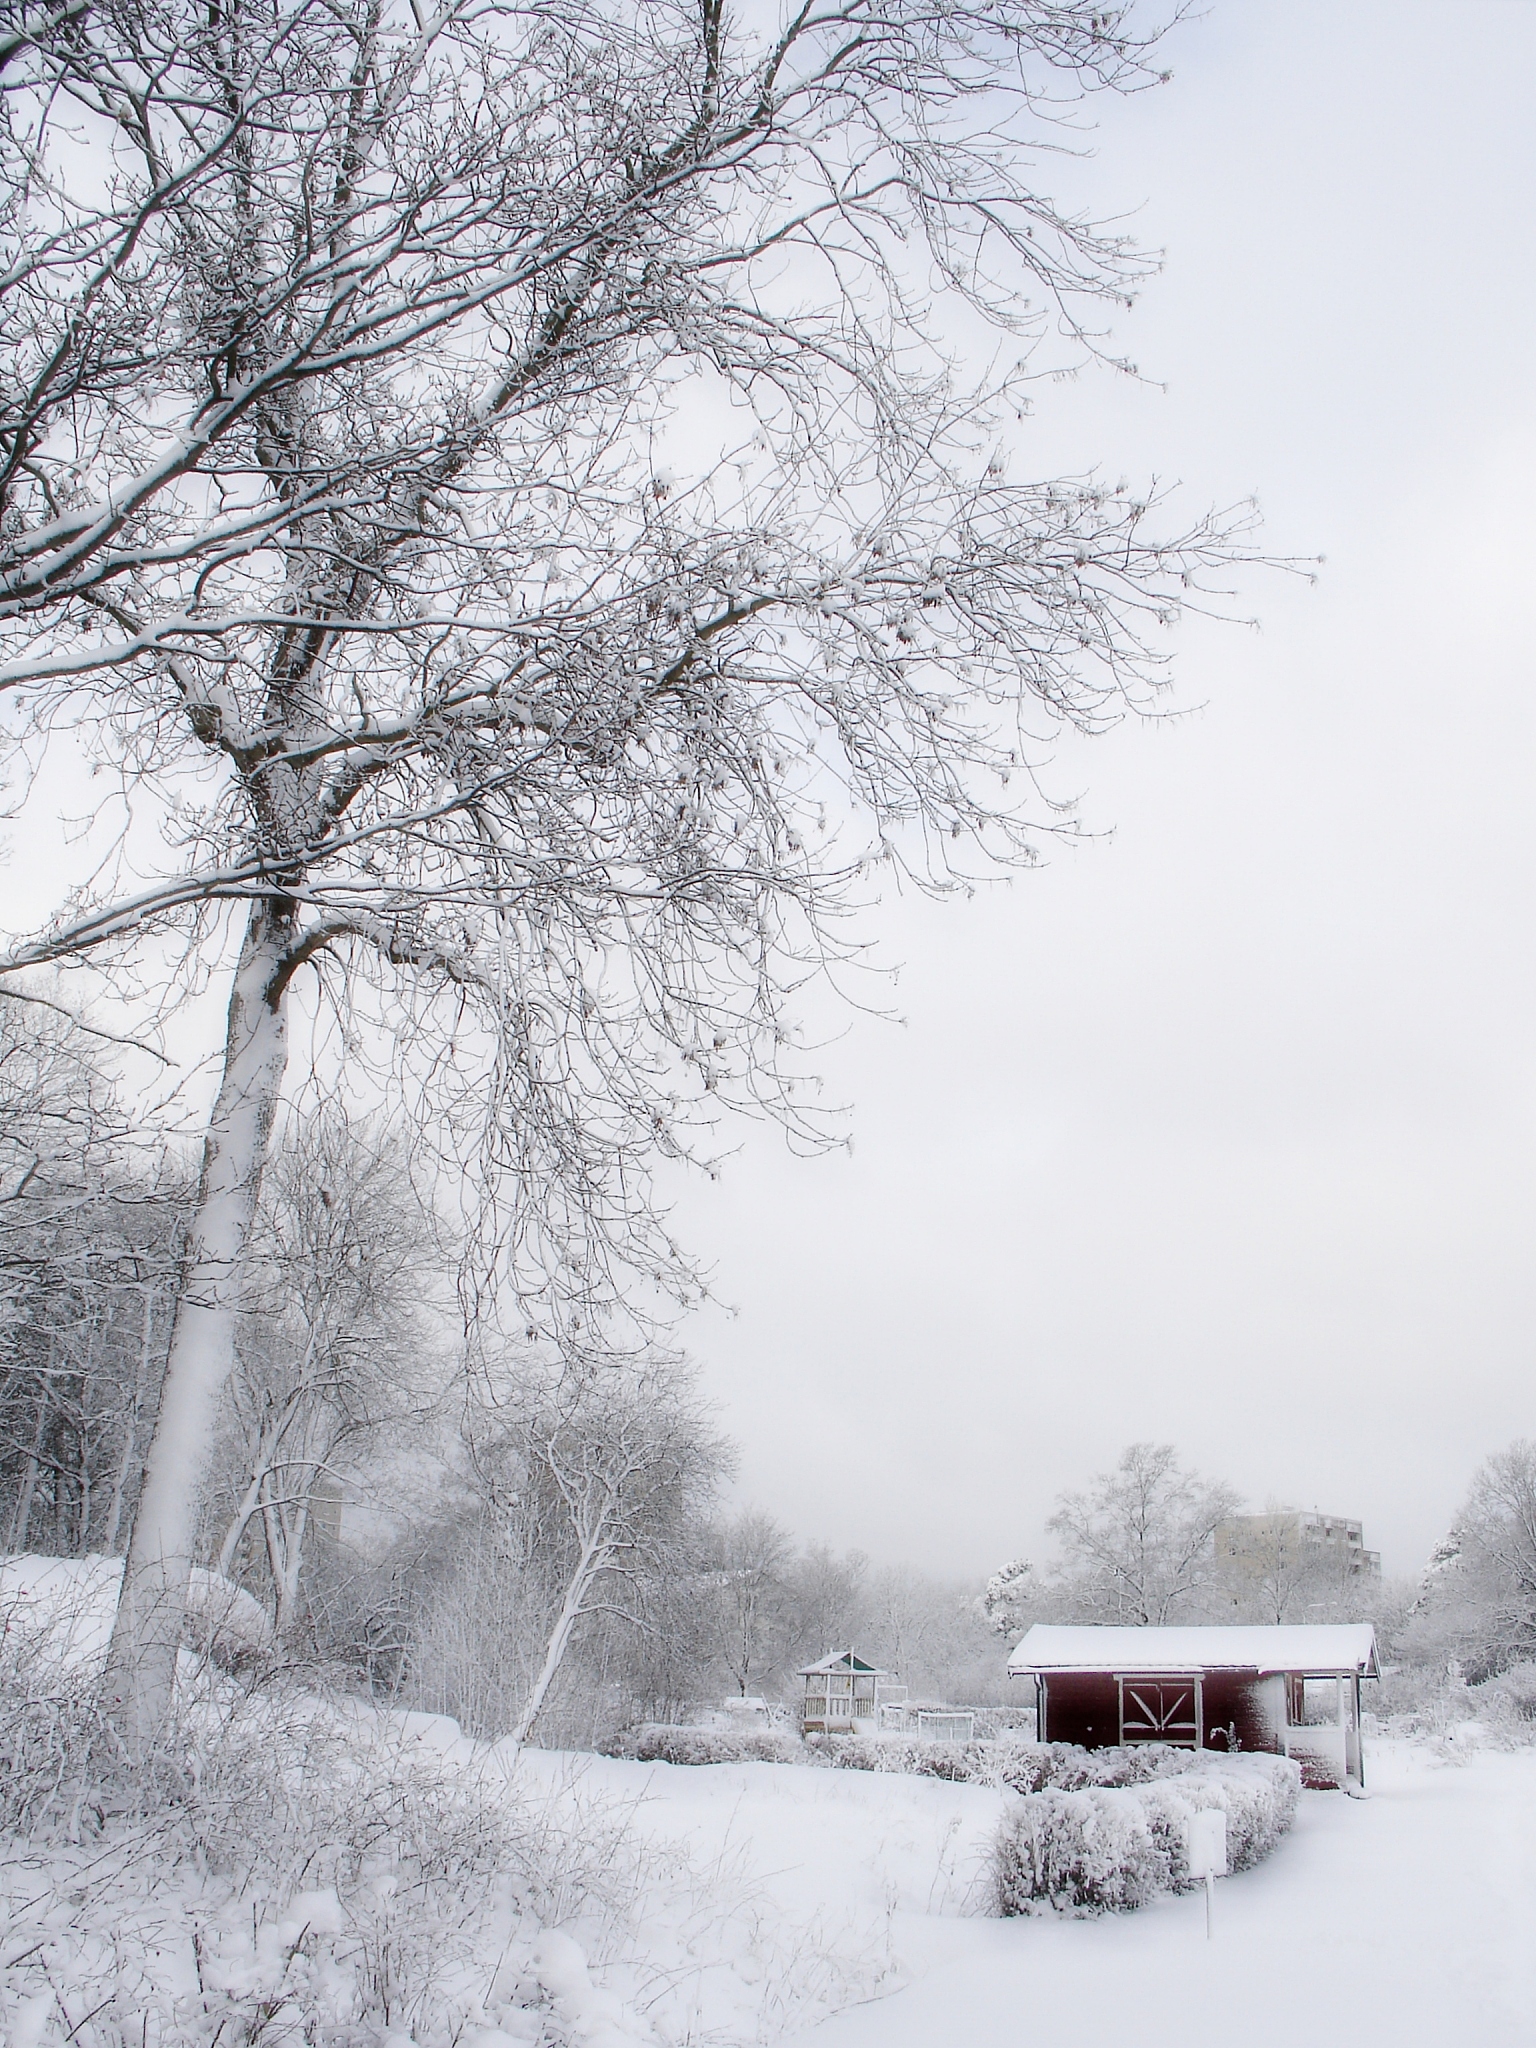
[991,1752,1300,1916]
[603,1722,811,1766]
[816,1734,1205,1793]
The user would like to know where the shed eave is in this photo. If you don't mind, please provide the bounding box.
[1006,1622,1379,1682]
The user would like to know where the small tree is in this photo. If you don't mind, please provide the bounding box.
[211,1112,442,1636]
[702,1510,800,1698]
[466,1353,727,1741]
[1,0,1256,1739]
[979,1558,1038,1640]
[1047,1442,1240,1626]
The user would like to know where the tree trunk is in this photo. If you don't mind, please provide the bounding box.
[102,900,292,1748]
[510,1533,606,1744]
[6,1402,44,1551]
[260,1472,311,1640]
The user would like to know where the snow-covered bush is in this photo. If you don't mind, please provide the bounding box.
[816,1734,1205,1794]
[1002,1742,1211,1793]
[0,1666,661,2044]
[810,1734,980,1779]
[1477,1661,1536,1721]
[0,1554,272,1689]
[993,1785,1169,1913]
[1368,1661,1536,1755]
[0,1556,281,1838]
[991,1753,1300,1916]
[603,1721,811,1766]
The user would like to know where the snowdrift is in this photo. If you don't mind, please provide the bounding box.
[0,1553,273,1682]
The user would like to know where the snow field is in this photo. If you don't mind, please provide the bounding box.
[504,1740,1014,2043]
[785,1739,1536,2048]
[4,1605,1534,2048]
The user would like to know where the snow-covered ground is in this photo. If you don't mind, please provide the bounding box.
[505,1734,1536,2046]
[771,1741,1536,2047]
[501,1739,1011,2042]
[5,1688,1534,2043]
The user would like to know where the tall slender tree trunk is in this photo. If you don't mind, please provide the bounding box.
[103,900,293,1748]
[6,1401,44,1551]
[104,1282,158,1555]
[510,1532,607,1744]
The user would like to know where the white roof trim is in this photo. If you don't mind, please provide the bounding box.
[1007,1622,1378,1679]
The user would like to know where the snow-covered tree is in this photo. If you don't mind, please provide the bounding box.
[1405,1442,1536,1680]
[1047,1442,1241,1626]
[788,1542,870,1664]
[0,0,1255,1741]
[701,1510,801,1698]
[979,1558,1038,1639]
[465,1354,727,1741]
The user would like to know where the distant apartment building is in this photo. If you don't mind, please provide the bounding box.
[1215,1510,1382,1582]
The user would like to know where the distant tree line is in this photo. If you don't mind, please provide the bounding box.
[982,1441,1413,1640]
[8,1005,1533,1742]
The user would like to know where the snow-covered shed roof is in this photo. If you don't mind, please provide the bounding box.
[1007,1623,1378,1679]
[799,1650,887,1677]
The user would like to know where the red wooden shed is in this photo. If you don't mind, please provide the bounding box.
[1008,1623,1379,1790]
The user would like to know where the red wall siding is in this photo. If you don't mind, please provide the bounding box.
[1040,1669,1287,1754]
[1039,1672,1120,1746]
[1199,1673,1285,1756]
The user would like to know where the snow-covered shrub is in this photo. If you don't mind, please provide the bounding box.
[0,1566,130,1837]
[185,1566,275,1667]
[816,1734,1204,1794]
[0,1672,661,2045]
[1477,1661,1536,1721]
[993,1785,1169,1914]
[0,1687,123,1839]
[991,1753,1300,1916]
[811,1734,980,1779]
[988,1740,1204,1793]
[603,1721,810,1766]
[1369,1662,1536,1755]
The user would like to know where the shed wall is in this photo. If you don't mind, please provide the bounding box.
[1039,1668,1287,1754]
[1200,1672,1285,1755]
[1039,1672,1119,1747]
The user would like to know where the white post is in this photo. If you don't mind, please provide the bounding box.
[1188,1809,1228,1942]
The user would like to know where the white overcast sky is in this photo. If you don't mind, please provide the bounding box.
[663,0,1536,1582]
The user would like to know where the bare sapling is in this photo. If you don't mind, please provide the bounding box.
[463,1353,725,1742]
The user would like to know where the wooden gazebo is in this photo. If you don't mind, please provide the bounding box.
[800,1650,886,1734]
